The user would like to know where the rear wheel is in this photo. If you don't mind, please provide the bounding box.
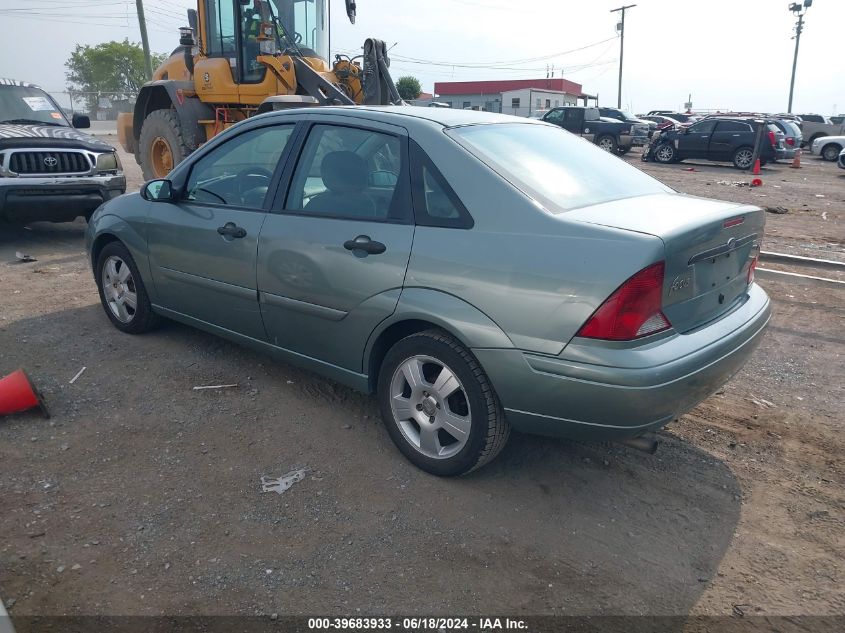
[821,144,842,161]
[597,135,618,153]
[377,330,510,476]
[653,143,676,163]
[733,146,755,170]
[138,110,189,180]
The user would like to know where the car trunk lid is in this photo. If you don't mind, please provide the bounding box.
[565,193,764,333]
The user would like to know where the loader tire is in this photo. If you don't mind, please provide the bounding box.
[139,109,189,180]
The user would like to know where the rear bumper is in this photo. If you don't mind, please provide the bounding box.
[776,147,798,160]
[0,174,125,223]
[474,284,771,440]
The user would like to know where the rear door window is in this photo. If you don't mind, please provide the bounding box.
[284,124,410,222]
[715,121,753,133]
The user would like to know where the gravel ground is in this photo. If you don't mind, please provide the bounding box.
[0,142,842,623]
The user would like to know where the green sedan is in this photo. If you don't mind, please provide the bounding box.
[86,106,771,476]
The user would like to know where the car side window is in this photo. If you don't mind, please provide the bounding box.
[689,120,717,134]
[285,124,408,222]
[184,124,295,208]
[410,141,473,230]
[715,121,752,133]
[544,109,563,124]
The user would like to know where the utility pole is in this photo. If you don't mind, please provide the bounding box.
[135,0,153,79]
[787,1,812,113]
[611,4,636,109]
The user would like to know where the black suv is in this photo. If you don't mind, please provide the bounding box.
[651,117,778,170]
[0,79,125,223]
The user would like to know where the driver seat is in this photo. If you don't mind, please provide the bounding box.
[306,151,377,218]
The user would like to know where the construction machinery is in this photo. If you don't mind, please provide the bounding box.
[117,0,402,179]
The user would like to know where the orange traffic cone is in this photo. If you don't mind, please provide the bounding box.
[0,369,49,418]
[791,149,802,169]
[752,159,761,175]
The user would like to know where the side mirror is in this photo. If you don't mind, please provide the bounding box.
[345,0,356,23]
[72,114,90,129]
[142,179,174,202]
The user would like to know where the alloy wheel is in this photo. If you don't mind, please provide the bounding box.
[101,255,138,323]
[389,355,472,459]
[655,145,673,162]
[735,149,754,169]
[599,137,614,151]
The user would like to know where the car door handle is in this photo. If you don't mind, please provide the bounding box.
[343,235,386,255]
[217,222,247,239]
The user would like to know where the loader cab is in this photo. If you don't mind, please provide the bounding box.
[203,0,330,85]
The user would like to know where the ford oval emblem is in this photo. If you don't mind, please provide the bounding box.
[44,156,58,167]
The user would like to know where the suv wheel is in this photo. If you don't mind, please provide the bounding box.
[733,147,755,170]
[597,135,618,153]
[377,330,510,476]
[821,144,842,162]
[95,242,160,334]
[653,143,676,163]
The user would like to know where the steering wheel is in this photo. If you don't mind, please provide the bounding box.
[237,166,274,194]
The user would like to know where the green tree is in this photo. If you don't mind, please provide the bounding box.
[396,76,422,101]
[65,40,166,112]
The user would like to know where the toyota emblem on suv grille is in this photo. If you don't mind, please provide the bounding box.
[43,156,58,167]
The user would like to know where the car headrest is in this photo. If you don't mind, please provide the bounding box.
[321,151,368,193]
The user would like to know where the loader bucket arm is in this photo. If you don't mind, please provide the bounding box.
[362,38,403,106]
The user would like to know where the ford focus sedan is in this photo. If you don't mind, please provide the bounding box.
[86,107,771,476]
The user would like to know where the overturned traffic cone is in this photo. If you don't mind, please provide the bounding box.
[791,149,802,169]
[752,159,761,175]
[0,369,49,418]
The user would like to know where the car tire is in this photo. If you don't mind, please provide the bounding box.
[653,143,676,163]
[821,144,842,162]
[377,329,510,476]
[733,146,755,170]
[138,109,189,180]
[95,241,160,334]
[597,135,618,153]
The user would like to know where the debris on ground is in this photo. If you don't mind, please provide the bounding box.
[15,251,37,263]
[192,383,237,391]
[716,180,750,187]
[765,206,789,214]
[746,395,776,409]
[69,367,86,384]
[261,468,307,495]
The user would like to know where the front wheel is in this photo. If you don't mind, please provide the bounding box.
[95,242,160,334]
[821,144,842,161]
[653,143,676,163]
[377,330,510,476]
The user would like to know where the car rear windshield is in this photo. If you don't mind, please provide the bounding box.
[0,85,69,127]
[447,123,670,212]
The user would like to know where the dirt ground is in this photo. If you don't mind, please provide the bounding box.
[0,142,843,624]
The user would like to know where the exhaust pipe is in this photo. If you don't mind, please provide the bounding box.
[620,434,659,454]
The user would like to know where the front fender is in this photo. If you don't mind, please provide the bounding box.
[87,206,156,302]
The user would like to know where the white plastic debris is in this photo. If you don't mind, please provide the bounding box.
[15,251,37,262]
[261,468,307,495]
[69,366,86,384]
[192,383,237,390]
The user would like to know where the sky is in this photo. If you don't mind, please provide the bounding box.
[0,0,842,115]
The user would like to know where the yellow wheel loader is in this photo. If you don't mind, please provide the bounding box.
[117,0,402,179]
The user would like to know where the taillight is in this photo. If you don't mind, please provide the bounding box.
[786,137,795,146]
[576,261,671,341]
[747,255,758,284]
[768,131,776,147]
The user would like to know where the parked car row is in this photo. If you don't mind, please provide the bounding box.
[540,106,650,154]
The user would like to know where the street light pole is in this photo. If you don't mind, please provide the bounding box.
[611,4,636,109]
[787,0,812,114]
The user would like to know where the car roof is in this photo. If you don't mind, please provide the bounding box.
[0,78,42,89]
[263,105,544,130]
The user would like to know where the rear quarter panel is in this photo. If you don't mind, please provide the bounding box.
[405,122,664,355]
